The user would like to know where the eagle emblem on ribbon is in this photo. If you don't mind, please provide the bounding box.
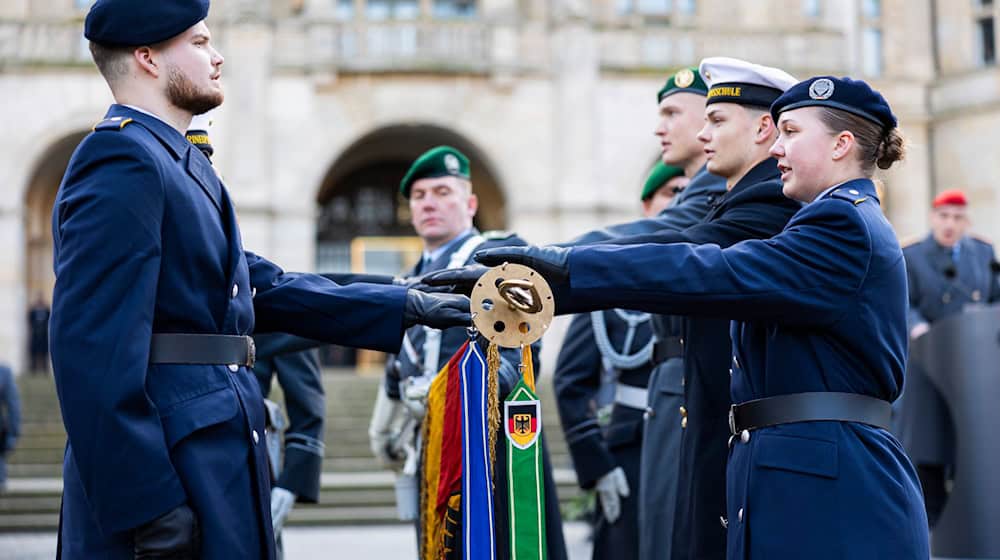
[505,400,541,450]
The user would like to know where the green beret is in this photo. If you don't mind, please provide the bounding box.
[400,146,471,198]
[657,67,709,103]
[641,162,685,201]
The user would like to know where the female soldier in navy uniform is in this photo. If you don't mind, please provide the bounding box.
[471,76,930,559]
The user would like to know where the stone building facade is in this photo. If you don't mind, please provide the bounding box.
[0,0,997,372]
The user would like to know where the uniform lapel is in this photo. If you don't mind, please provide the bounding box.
[427,231,476,271]
[185,148,224,213]
[108,105,225,213]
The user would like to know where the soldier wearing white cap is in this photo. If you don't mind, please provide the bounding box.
[549,57,803,560]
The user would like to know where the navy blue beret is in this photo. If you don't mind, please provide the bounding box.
[85,0,210,46]
[770,76,897,130]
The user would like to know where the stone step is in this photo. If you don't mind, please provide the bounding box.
[0,471,583,532]
[3,371,579,532]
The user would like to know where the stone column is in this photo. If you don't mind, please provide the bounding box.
[549,2,601,241]
[0,206,26,375]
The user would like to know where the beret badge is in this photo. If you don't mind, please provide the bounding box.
[674,68,695,88]
[809,78,835,100]
[444,153,460,174]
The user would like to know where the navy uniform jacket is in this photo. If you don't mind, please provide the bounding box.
[904,234,999,329]
[554,310,653,560]
[252,334,325,503]
[563,164,727,246]
[563,179,929,559]
[50,105,408,559]
[599,159,800,560]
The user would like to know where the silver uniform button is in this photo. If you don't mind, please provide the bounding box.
[733,356,740,369]
[251,287,257,298]
[738,507,744,522]
[728,368,733,377]
[741,430,750,444]
[252,430,259,444]
[232,284,239,298]
[849,189,859,195]
[228,364,239,373]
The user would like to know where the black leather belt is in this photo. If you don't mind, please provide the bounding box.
[729,392,891,435]
[651,336,684,364]
[149,334,256,368]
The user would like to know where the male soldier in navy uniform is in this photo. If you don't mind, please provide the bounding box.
[565,58,800,560]
[252,335,324,557]
[562,68,723,560]
[0,362,20,493]
[900,188,1000,525]
[552,163,684,560]
[905,189,1000,337]
[424,67,726,560]
[186,115,328,555]
[367,146,568,560]
[50,2,469,558]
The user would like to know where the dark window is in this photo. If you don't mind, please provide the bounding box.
[979,16,996,65]
[433,0,477,19]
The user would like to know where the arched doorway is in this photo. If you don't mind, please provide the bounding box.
[314,124,507,367]
[23,131,87,373]
[315,124,506,274]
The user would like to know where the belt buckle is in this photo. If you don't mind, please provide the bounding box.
[728,405,737,436]
[246,336,256,369]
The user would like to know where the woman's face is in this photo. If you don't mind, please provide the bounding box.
[770,107,838,203]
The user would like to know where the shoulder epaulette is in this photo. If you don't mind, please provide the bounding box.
[92,116,134,132]
[828,188,869,206]
[481,230,515,241]
[969,233,995,246]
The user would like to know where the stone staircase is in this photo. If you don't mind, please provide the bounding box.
[0,371,581,532]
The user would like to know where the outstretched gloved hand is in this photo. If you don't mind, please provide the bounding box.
[594,466,630,524]
[418,264,491,296]
[473,245,572,285]
[403,290,471,329]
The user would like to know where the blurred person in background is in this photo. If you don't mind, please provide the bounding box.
[0,362,20,493]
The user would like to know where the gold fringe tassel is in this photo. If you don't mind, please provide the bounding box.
[486,341,502,484]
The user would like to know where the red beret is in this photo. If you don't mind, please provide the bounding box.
[933,189,967,208]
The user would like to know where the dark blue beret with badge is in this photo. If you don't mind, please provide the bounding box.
[399,146,471,198]
[85,0,210,46]
[770,76,897,129]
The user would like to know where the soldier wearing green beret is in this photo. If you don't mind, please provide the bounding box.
[641,162,688,218]
[372,145,569,560]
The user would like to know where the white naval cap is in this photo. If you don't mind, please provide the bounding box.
[699,57,797,108]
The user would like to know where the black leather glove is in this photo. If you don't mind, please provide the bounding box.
[474,245,572,285]
[419,264,491,296]
[133,503,200,559]
[403,290,472,329]
[392,273,458,294]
